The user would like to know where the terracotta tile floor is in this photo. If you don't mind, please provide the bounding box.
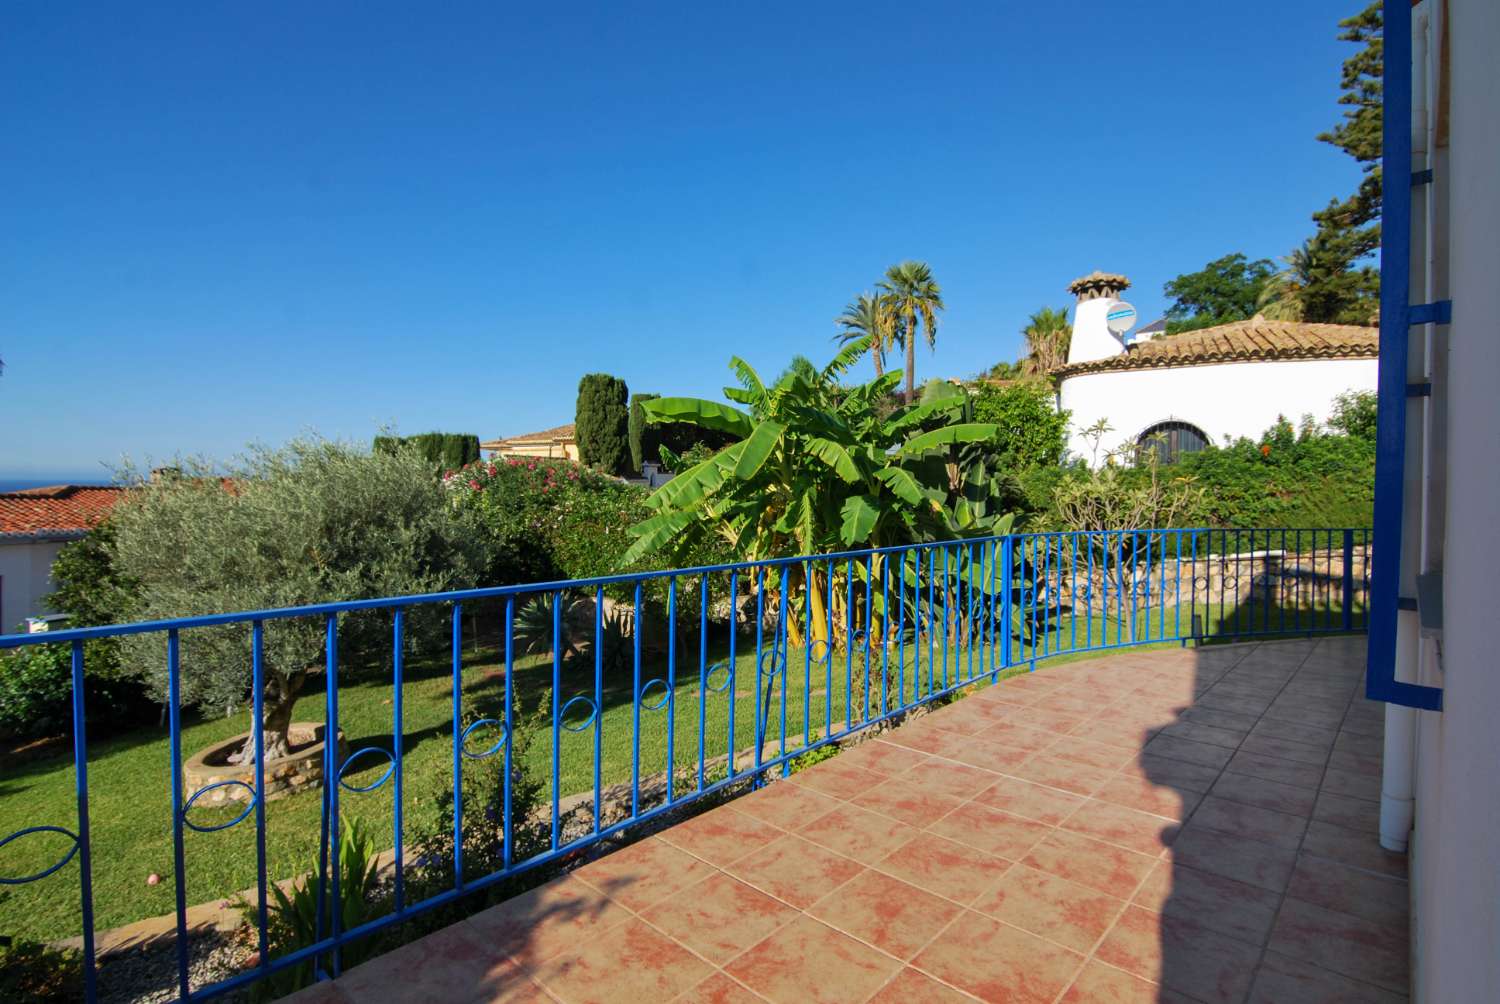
[284,636,1409,1004]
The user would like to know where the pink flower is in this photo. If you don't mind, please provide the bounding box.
[469,480,481,490]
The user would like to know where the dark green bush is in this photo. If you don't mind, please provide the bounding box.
[373,432,481,473]
[0,928,83,1003]
[970,382,1070,473]
[574,374,631,475]
[0,642,151,740]
[628,392,661,473]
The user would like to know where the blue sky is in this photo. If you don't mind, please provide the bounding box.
[1,2,1365,480]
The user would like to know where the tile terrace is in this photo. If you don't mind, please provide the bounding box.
[284,636,1406,1004]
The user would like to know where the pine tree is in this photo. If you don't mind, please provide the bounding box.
[1306,2,1382,323]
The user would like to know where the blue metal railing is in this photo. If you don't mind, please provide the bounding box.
[0,527,1370,1001]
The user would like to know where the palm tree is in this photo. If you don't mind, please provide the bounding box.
[1020,306,1072,378]
[1256,243,1319,321]
[878,261,944,404]
[834,292,895,376]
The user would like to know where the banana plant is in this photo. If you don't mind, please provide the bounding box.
[622,339,1013,648]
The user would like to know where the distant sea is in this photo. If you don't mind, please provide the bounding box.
[0,477,115,492]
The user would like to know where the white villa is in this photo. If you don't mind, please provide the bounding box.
[1054,271,1379,465]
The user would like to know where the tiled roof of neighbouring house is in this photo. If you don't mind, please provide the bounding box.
[480,423,576,450]
[0,485,128,538]
[1054,318,1379,378]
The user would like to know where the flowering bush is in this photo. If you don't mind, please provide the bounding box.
[443,457,653,584]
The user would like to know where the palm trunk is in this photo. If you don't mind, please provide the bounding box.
[905,336,916,404]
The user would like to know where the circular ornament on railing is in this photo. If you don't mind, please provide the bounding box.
[338,746,397,790]
[639,677,671,710]
[182,781,258,833]
[560,695,599,732]
[0,826,81,885]
[704,661,733,693]
[757,649,786,678]
[459,719,507,760]
[809,638,833,663]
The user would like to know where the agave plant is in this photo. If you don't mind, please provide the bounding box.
[624,338,1011,649]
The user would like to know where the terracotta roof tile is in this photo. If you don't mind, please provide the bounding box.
[0,485,128,538]
[1054,319,1377,378]
[481,423,576,449]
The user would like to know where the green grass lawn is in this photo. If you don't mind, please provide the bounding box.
[0,592,1359,944]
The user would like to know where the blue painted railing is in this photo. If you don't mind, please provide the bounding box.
[0,527,1369,1001]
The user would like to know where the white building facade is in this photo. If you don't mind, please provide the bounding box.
[1054,272,1378,466]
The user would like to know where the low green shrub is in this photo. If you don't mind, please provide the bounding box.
[0,927,84,1003]
[0,643,150,741]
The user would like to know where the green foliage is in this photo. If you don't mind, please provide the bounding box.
[879,261,944,403]
[0,924,83,1003]
[788,743,841,774]
[835,292,897,377]
[107,439,483,754]
[0,642,149,741]
[1328,390,1377,441]
[372,432,481,474]
[1020,305,1071,375]
[1162,253,1276,334]
[626,340,1008,569]
[970,382,1070,473]
[1255,3,1381,326]
[400,688,550,936]
[628,393,661,473]
[1171,416,1376,528]
[574,373,631,475]
[246,819,386,1001]
[445,457,656,584]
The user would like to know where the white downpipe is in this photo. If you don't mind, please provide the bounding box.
[1380,3,1432,855]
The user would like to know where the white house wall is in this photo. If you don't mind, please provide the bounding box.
[1058,357,1378,465]
[0,539,68,632]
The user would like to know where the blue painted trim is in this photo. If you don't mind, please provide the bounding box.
[1409,300,1452,325]
[1367,0,1444,712]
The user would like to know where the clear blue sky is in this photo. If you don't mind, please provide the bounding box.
[1,2,1364,480]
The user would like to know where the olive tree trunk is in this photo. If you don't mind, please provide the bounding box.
[228,668,308,764]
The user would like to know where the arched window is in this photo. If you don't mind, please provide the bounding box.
[1137,421,1209,464]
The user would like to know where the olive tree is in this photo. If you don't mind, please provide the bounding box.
[110,438,484,761]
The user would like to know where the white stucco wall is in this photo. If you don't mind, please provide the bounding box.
[1410,0,1500,999]
[1058,357,1379,465]
[0,538,68,632]
[1066,296,1130,364]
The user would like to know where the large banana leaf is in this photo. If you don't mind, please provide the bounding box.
[728,356,768,404]
[806,437,861,482]
[646,440,744,511]
[881,395,967,439]
[643,397,754,438]
[821,335,871,381]
[622,509,700,564]
[839,494,880,545]
[898,423,999,456]
[734,420,784,480]
[874,465,925,505]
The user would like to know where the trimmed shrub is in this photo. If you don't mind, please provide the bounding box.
[574,374,631,475]
[373,432,481,473]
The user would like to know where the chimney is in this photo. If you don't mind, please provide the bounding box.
[1065,271,1132,366]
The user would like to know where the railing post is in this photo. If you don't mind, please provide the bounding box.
[999,535,1013,672]
[1341,529,1356,632]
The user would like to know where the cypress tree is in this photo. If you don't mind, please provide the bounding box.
[575,374,631,475]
